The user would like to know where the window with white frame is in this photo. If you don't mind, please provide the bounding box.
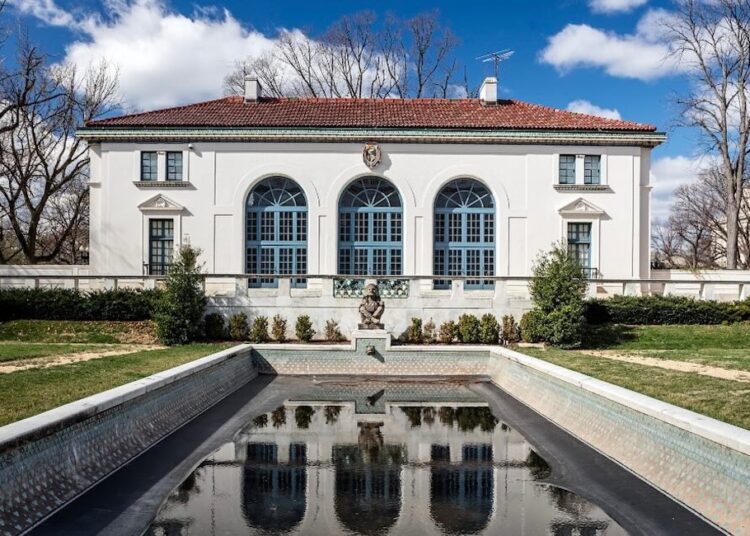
[558,155,576,184]
[166,151,183,181]
[567,222,592,276]
[141,152,157,181]
[149,219,174,275]
[584,155,601,185]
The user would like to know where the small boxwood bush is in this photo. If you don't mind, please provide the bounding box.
[324,319,344,342]
[295,315,315,342]
[0,287,161,321]
[520,310,546,343]
[405,318,423,344]
[584,295,749,325]
[250,315,270,343]
[457,314,481,343]
[422,318,436,343]
[501,314,520,344]
[271,314,287,342]
[478,314,499,344]
[438,320,457,344]
[228,312,249,340]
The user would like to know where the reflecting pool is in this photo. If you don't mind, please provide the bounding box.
[147,380,627,535]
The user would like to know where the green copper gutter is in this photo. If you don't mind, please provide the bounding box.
[75,126,667,147]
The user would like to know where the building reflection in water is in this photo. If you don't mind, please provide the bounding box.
[147,381,627,536]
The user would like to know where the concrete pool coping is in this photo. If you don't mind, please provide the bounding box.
[0,344,252,452]
[1,334,749,535]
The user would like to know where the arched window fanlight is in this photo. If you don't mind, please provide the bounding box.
[338,177,403,276]
[246,177,307,288]
[434,179,495,289]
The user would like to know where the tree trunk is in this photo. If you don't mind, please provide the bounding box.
[725,198,740,269]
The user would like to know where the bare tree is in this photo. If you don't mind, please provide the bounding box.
[0,56,118,264]
[224,10,459,99]
[668,0,750,269]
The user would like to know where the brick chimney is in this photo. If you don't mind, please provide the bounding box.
[479,77,497,105]
[244,75,261,103]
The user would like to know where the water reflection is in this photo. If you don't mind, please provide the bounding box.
[147,381,627,536]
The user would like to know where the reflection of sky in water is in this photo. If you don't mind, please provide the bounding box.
[147,381,628,536]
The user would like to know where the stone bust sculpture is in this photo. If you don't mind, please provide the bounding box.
[359,283,385,329]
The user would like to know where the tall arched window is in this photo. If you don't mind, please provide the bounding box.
[434,179,495,289]
[338,177,402,276]
[246,177,307,288]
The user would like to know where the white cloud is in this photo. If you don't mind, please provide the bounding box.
[11,0,279,110]
[566,99,621,120]
[8,0,76,27]
[589,0,648,14]
[540,9,683,80]
[650,155,712,220]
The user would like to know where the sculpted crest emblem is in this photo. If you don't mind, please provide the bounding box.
[362,142,381,170]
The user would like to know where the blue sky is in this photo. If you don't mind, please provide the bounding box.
[5,0,704,220]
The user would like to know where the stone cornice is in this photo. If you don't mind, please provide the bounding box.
[76,127,667,147]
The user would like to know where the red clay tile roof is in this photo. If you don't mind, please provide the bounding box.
[86,96,656,131]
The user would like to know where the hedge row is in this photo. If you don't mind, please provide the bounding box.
[0,287,162,321]
[584,295,750,325]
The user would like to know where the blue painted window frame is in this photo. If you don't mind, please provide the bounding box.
[584,155,601,184]
[338,177,403,276]
[148,218,173,276]
[559,154,576,184]
[567,222,592,275]
[166,151,183,181]
[141,151,157,181]
[433,179,495,289]
[246,177,307,288]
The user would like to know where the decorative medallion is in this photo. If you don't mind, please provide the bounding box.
[362,142,381,170]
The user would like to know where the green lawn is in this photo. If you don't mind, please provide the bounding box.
[581,323,750,372]
[0,342,115,362]
[521,323,750,430]
[0,320,155,344]
[0,343,231,427]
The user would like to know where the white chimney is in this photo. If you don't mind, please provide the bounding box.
[244,75,261,102]
[479,77,497,105]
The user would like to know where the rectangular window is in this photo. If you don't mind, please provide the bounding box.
[448,250,461,276]
[246,213,258,242]
[373,213,388,242]
[260,213,274,241]
[148,219,173,275]
[339,213,351,243]
[448,213,462,242]
[166,151,183,181]
[584,155,601,185]
[434,213,445,243]
[296,212,307,242]
[559,154,576,184]
[355,213,368,242]
[338,248,351,274]
[373,249,387,275]
[484,214,494,243]
[141,151,157,181]
[567,222,592,273]
[466,213,481,243]
[295,248,307,287]
[391,213,402,242]
[390,249,402,275]
[354,249,368,275]
[279,212,293,241]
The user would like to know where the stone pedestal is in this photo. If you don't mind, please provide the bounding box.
[357,323,384,330]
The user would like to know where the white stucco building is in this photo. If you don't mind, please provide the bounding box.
[76,77,665,332]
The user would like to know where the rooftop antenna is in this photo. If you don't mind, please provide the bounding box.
[476,49,515,83]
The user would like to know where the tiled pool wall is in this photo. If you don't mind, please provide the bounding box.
[1,336,749,536]
[0,347,257,536]
[488,348,750,536]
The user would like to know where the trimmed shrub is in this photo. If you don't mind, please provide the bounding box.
[204,313,226,340]
[295,406,315,429]
[584,295,748,325]
[545,304,585,348]
[228,312,249,340]
[422,318,436,343]
[405,318,423,344]
[520,310,546,343]
[457,314,480,343]
[438,320,457,344]
[0,287,161,321]
[529,243,587,315]
[478,314,500,344]
[324,319,344,342]
[271,314,287,342]
[154,246,206,345]
[250,316,270,343]
[295,315,315,342]
[501,314,520,344]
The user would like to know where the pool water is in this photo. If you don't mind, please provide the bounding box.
[146,380,626,536]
